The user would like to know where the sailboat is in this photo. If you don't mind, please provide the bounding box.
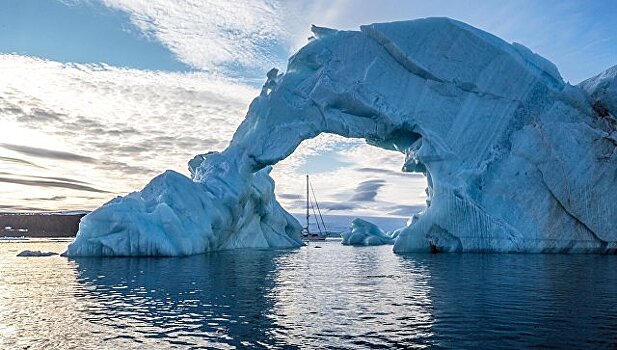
[302,174,328,241]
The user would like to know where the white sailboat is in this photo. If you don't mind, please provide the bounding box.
[302,174,328,241]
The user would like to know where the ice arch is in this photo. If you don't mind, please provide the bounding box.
[65,18,617,256]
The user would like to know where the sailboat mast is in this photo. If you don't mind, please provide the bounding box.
[306,174,310,234]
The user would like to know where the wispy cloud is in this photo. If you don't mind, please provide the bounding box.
[349,179,386,202]
[1,143,97,163]
[0,54,256,210]
[0,176,109,193]
[0,156,43,168]
[96,0,307,77]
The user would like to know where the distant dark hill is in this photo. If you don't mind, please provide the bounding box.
[0,212,88,237]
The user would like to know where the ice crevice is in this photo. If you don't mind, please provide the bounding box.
[543,180,607,250]
[65,18,617,256]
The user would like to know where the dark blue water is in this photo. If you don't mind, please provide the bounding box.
[1,240,616,349]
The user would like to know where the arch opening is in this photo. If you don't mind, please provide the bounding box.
[269,133,428,227]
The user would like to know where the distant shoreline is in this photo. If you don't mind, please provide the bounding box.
[0,211,409,239]
[0,211,88,238]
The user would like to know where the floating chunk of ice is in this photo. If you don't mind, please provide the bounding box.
[17,250,58,257]
[341,219,395,246]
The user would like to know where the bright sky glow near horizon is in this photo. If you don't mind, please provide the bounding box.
[0,0,615,215]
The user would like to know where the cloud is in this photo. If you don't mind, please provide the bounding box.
[0,176,109,193]
[318,202,359,211]
[0,143,97,163]
[0,204,49,212]
[0,54,257,210]
[0,156,44,168]
[28,196,68,201]
[349,179,386,202]
[277,193,302,200]
[0,171,92,185]
[96,0,309,77]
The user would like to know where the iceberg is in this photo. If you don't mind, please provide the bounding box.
[66,18,617,256]
[341,219,395,246]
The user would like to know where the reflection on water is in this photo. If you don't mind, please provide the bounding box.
[73,250,286,348]
[1,240,616,349]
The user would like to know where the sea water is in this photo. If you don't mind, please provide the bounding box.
[1,239,616,349]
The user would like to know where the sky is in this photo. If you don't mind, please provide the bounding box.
[0,0,615,215]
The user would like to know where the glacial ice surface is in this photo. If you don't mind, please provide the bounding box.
[66,18,617,256]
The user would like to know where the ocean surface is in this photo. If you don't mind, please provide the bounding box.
[1,239,616,349]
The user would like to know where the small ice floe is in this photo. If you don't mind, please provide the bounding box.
[341,219,395,246]
[17,250,58,257]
